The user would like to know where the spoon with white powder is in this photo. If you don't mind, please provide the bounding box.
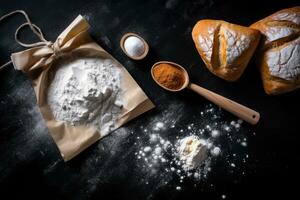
[120,33,149,60]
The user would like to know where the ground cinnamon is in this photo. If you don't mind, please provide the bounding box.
[152,63,185,90]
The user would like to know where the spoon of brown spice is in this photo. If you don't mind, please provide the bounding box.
[151,61,260,125]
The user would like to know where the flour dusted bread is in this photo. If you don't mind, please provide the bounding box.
[192,20,261,81]
[250,7,300,95]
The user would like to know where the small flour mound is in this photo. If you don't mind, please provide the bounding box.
[177,136,208,170]
[47,56,123,134]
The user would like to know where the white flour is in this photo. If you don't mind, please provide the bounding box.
[134,103,249,191]
[177,136,209,170]
[47,56,123,134]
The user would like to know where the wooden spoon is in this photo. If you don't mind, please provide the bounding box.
[151,61,260,125]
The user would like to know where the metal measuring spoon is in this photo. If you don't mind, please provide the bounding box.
[151,61,260,125]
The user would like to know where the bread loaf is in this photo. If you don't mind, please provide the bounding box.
[192,20,261,81]
[250,7,300,95]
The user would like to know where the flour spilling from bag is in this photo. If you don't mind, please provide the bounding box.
[48,56,123,134]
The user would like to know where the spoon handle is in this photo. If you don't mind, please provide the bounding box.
[188,83,260,125]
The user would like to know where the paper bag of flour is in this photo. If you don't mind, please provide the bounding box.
[0,10,154,161]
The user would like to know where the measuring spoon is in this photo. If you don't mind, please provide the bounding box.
[151,61,260,125]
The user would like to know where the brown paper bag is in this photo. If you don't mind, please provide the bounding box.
[1,11,154,161]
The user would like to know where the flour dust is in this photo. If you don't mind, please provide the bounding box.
[133,103,251,191]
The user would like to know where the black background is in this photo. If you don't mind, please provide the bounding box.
[0,0,300,199]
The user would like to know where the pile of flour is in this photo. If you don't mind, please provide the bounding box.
[177,136,210,171]
[47,56,123,134]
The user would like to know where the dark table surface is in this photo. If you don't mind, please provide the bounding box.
[1,0,300,199]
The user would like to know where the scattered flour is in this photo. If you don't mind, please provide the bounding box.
[143,146,152,152]
[134,104,249,191]
[211,147,221,156]
[175,186,182,191]
[153,121,165,131]
[211,129,220,138]
[47,56,123,134]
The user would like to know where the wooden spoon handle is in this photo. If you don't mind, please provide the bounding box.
[188,83,260,125]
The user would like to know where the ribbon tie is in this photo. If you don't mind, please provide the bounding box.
[0,10,60,70]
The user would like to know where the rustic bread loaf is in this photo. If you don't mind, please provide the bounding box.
[192,20,261,81]
[250,7,300,95]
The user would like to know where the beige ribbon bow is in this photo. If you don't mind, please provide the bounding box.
[0,10,90,72]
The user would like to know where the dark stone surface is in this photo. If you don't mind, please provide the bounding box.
[0,0,299,199]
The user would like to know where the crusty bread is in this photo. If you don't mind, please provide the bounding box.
[192,20,261,81]
[250,7,300,95]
